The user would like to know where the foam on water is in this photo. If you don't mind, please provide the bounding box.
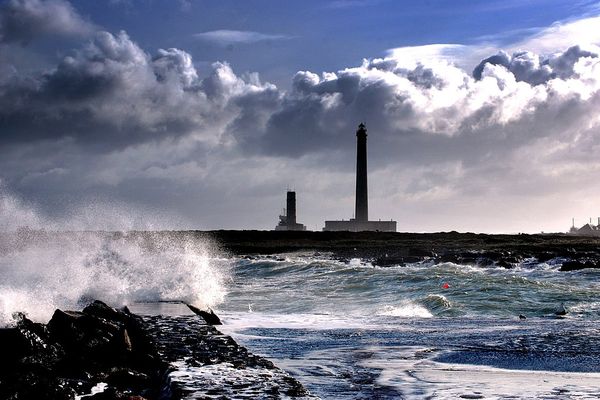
[224,252,600,323]
[362,346,600,399]
[219,311,381,332]
[378,303,433,318]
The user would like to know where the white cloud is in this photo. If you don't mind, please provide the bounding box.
[387,14,600,74]
[511,15,600,55]
[192,29,293,45]
[388,44,479,68]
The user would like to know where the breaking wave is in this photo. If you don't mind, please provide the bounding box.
[378,303,433,318]
[0,187,229,326]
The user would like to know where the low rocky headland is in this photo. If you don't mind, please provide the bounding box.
[6,230,600,271]
[204,230,600,271]
[0,300,313,399]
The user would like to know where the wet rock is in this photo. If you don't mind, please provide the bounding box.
[0,315,73,400]
[0,301,166,400]
[186,303,222,325]
[555,304,568,316]
[374,255,424,266]
[106,367,151,390]
[560,260,598,271]
[2,300,312,399]
[83,300,131,324]
[143,315,315,398]
[48,308,126,368]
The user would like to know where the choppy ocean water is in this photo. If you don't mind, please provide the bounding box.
[3,232,600,398]
[216,254,600,399]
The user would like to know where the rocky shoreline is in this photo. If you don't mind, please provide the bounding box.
[200,230,600,271]
[0,301,312,399]
[6,230,600,272]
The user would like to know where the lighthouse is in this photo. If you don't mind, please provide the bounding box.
[323,123,397,232]
[355,123,368,223]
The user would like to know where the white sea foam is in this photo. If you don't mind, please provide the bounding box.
[361,346,600,400]
[218,311,382,333]
[348,258,374,268]
[570,301,600,315]
[378,302,433,318]
[0,186,228,326]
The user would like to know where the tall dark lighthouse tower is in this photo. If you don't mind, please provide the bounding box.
[355,123,368,222]
[323,122,397,232]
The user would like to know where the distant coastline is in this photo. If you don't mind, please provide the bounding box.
[201,230,600,268]
[6,229,600,270]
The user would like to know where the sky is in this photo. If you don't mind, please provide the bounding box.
[2,0,600,233]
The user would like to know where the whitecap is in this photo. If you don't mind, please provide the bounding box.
[378,302,433,318]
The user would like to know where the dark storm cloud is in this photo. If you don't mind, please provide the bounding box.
[3,1,600,232]
[0,0,95,44]
[3,9,598,165]
[0,30,277,150]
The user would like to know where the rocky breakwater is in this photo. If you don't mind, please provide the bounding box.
[0,300,166,399]
[143,313,315,399]
[0,301,314,399]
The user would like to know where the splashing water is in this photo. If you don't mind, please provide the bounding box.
[0,186,229,326]
[0,231,229,326]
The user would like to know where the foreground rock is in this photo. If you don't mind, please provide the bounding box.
[143,314,315,399]
[0,301,313,399]
[185,304,222,325]
[0,300,166,399]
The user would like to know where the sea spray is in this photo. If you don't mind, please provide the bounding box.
[0,179,192,232]
[0,231,230,326]
[0,186,230,326]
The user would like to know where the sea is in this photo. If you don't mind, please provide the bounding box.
[216,253,600,399]
[2,233,600,399]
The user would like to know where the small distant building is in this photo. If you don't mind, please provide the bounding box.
[275,191,306,231]
[569,218,600,236]
[323,123,397,232]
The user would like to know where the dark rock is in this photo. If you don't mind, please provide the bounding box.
[143,315,313,398]
[476,257,495,267]
[408,248,436,257]
[555,304,568,316]
[2,299,311,399]
[48,308,126,368]
[1,301,167,400]
[83,300,130,324]
[186,304,222,325]
[106,367,151,390]
[0,367,76,400]
[560,260,598,271]
[0,328,26,368]
[0,315,73,400]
